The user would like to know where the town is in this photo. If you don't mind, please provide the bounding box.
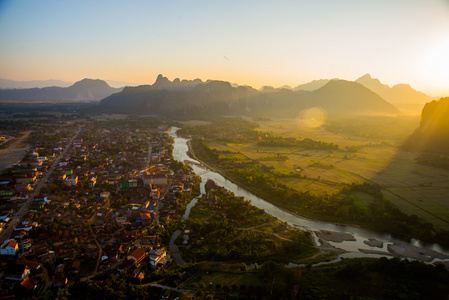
[0,118,200,298]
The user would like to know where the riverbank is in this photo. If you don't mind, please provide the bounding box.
[185,139,369,232]
[387,243,449,263]
[186,139,365,257]
[170,128,449,264]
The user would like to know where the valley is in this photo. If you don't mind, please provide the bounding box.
[178,115,449,240]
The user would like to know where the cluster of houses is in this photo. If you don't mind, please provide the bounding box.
[0,123,196,297]
[0,149,61,235]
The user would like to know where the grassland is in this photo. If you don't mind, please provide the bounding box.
[186,115,449,231]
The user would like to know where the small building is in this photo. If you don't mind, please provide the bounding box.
[142,172,168,186]
[150,188,160,199]
[20,277,38,290]
[61,169,73,175]
[1,239,19,255]
[15,183,32,193]
[100,191,110,198]
[53,277,68,287]
[0,190,14,197]
[4,264,30,281]
[54,264,65,278]
[69,260,81,274]
[149,248,169,268]
[116,259,134,273]
[128,248,146,265]
[140,213,152,225]
[88,177,97,188]
[16,260,41,270]
[65,175,78,186]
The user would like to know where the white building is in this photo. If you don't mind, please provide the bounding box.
[1,240,19,255]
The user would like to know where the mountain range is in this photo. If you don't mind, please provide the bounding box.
[354,74,432,104]
[98,74,399,116]
[0,78,144,89]
[289,74,432,105]
[293,79,332,91]
[0,74,434,116]
[0,78,74,89]
[0,79,122,101]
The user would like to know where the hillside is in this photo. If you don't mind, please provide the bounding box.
[0,78,122,101]
[404,97,449,153]
[304,80,399,114]
[99,75,399,117]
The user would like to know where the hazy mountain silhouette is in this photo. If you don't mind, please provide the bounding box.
[293,79,331,91]
[99,75,399,116]
[404,97,449,153]
[0,79,122,101]
[301,80,399,114]
[104,80,145,88]
[0,78,73,89]
[355,74,432,104]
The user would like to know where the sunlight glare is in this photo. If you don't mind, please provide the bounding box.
[296,107,327,129]
[423,38,449,85]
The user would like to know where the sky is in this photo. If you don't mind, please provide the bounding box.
[0,0,449,96]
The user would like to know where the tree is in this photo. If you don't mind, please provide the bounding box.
[55,286,70,300]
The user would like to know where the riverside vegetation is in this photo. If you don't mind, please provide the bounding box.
[178,117,449,246]
[180,180,317,263]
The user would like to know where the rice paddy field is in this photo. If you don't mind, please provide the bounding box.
[202,116,449,230]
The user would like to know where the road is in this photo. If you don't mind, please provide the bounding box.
[0,127,82,246]
[137,282,193,295]
[87,215,103,275]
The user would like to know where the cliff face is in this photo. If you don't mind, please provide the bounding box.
[404,97,449,153]
[420,98,449,132]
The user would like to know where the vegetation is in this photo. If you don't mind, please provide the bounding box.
[299,257,449,299]
[181,182,316,263]
[182,257,449,299]
[182,117,449,246]
[416,153,449,170]
[258,135,339,150]
[178,117,259,143]
[325,114,420,142]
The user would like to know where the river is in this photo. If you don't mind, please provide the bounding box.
[169,127,449,262]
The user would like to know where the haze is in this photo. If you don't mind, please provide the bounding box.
[1,0,449,96]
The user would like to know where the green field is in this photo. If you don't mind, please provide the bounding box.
[200,116,449,231]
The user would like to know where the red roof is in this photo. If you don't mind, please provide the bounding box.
[141,213,151,220]
[16,260,40,269]
[20,277,37,289]
[129,248,146,261]
[7,240,18,248]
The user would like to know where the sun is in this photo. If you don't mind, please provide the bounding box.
[423,38,449,86]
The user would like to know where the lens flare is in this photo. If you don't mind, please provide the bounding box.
[296,107,327,129]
